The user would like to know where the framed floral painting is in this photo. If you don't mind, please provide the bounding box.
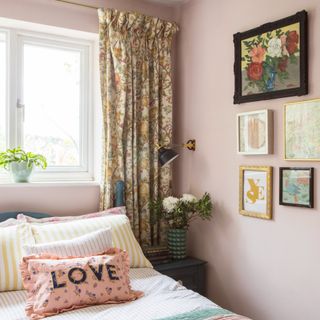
[279,167,314,208]
[233,11,308,104]
[237,109,273,155]
[239,166,273,220]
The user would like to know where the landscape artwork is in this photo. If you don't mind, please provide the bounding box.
[285,99,320,160]
[234,11,308,103]
[279,168,314,208]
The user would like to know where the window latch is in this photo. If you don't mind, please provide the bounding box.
[17,99,25,109]
[17,99,25,121]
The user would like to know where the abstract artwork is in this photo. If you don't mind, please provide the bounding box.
[237,109,273,155]
[239,166,272,219]
[279,167,314,208]
[284,99,320,160]
[234,10,308,104]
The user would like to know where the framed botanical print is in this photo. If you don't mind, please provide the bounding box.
[239,166,273,219]
[237,109,273,155]
[284,98,320,160]
[233,10,308,104]
[279,167,314,208]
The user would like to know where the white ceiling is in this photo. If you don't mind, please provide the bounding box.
[144,0,188,6]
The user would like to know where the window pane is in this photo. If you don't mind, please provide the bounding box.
[0,32,6,152]
[23,43,81,167]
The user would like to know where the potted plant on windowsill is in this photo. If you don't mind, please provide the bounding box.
[150,193,213,260]
[0,147,47,183]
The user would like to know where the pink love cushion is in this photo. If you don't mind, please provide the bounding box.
[21,248,143,319]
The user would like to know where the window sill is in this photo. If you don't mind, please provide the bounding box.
[0,181,100,188]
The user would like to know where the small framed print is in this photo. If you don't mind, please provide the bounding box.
[237,109,273,155]
[239,166,273,219]
[279,167,314,208]
[284,99,320,161]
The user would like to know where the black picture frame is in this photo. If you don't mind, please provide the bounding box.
[233,10,308,104]
[279,167,314,208]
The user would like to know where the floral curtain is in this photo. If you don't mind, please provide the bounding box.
[98,8,178,246]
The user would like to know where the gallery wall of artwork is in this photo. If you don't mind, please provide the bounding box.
[235,11,318,218]
[173,1,320,319]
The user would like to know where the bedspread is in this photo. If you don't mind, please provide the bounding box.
[0,268,250,320]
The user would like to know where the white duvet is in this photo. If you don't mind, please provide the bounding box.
[0,268,218,320]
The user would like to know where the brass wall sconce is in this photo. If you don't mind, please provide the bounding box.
[158,139,196,167]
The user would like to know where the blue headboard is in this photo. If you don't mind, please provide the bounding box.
[0,212,51,223]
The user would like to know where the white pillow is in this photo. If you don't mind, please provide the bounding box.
[24,228,112,257]
[30,214,152,268]
[0,218,22,227]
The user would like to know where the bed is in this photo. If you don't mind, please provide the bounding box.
[0,208,250,319]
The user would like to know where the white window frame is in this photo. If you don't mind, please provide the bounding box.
[0,18,98,182]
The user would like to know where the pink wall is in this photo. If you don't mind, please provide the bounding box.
[173,0,320,319]
[0,184,100,215]
[0,0,176,215]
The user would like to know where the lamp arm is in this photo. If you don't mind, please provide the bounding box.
[157,139,196,151]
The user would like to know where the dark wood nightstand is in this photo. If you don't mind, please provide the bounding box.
[154,257,207,296]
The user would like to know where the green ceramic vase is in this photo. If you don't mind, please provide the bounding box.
[167,229,187,260]
[9,161,33,183]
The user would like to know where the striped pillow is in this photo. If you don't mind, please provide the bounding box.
[30,215,152,268]
[0,223,35,291]
[24,228,113,257]
[17,206,126,223]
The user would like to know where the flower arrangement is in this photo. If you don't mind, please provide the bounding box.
[150,193,213,230]
[243,28,299,92]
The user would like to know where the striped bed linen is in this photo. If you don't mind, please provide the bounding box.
[30,214,152,268]
[0,268,248,320]
[0,224,35,292]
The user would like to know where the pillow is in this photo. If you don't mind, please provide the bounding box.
[0,223,35,292]
[17,206,126,223]
[21,248,143,319]
[24,228,113,257]
[30,215,152,268]
[0,218,22,227]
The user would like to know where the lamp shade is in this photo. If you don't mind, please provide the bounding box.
[158,147,179,167]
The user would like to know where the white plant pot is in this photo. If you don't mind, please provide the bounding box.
[9,162,33,183]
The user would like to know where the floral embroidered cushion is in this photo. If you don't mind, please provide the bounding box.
[20,248,143,319]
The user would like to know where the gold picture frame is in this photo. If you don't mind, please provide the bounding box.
[239,166,273,219]
[284,98,320,161]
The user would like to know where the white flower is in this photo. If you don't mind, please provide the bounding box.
[163,196,179,212]
[181,194,197,203]
[267,37,282,58]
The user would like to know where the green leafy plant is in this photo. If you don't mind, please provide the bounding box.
[0,147,47,170]
[149,193,213,230]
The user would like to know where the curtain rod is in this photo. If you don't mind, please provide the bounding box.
[56,0,99,10]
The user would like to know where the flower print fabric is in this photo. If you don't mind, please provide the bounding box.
[20,248,143,319]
